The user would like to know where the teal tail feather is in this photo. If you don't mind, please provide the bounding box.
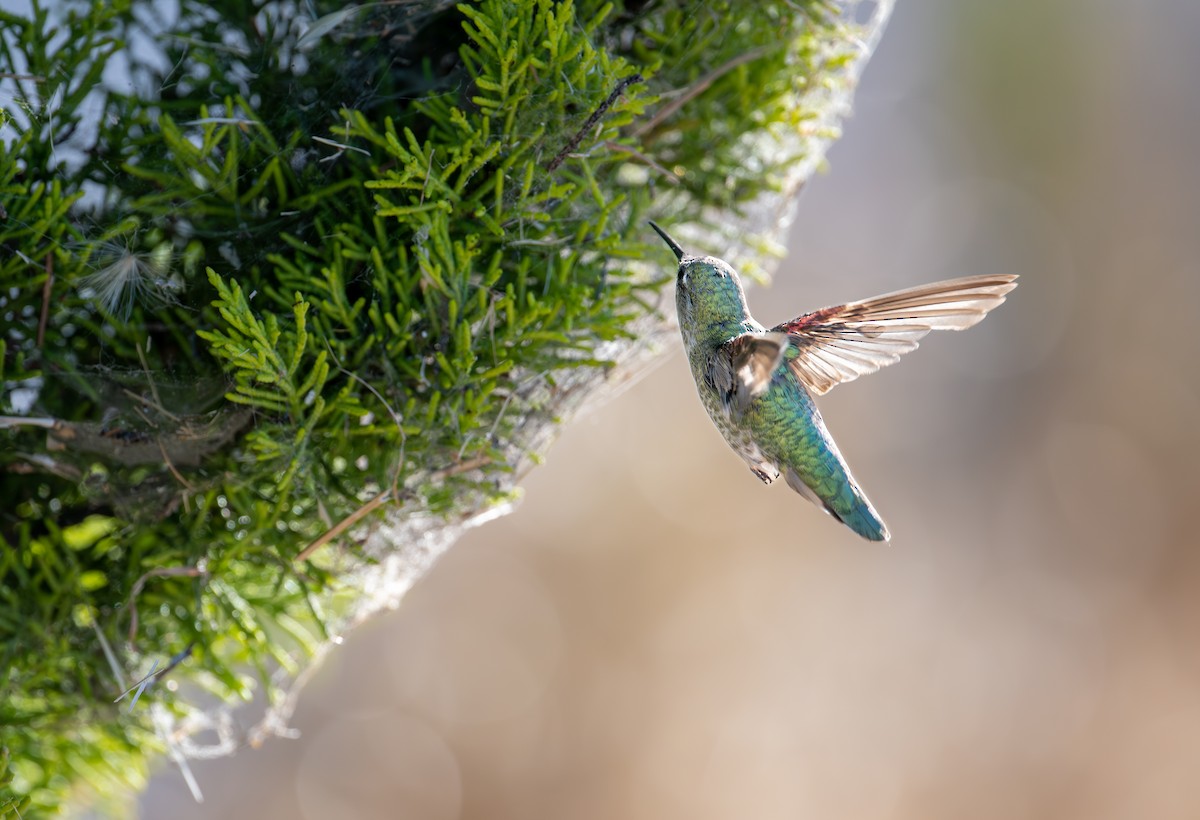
[834,496,890,542]
[784,467,891,542]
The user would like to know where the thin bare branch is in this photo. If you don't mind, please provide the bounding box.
[633,48,769,138]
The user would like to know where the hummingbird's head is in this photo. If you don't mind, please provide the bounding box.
[648,221,752,340]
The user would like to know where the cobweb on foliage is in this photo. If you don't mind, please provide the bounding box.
[5,0,894,796]
[158,0,898,775]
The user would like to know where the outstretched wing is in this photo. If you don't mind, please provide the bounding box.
[772,274,1018,395]
[706,331,790,417]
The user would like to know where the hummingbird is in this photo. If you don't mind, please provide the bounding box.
[648,221,1017,542]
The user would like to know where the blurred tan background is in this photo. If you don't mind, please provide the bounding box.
[142,0,1200,817]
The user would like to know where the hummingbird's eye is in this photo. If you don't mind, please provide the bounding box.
[678,268,688,288]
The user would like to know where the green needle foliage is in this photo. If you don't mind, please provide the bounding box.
[0,0,877,812]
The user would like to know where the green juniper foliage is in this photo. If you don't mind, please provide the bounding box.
[1,0,867,811]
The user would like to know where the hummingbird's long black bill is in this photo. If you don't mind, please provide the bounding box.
[648,221,685,262]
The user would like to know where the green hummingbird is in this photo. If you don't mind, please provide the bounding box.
[648,221,1017,542]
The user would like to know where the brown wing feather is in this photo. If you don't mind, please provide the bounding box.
[772,274,1018,395]
[707,331,789,416]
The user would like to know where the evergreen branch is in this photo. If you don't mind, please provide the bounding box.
[0,0,893,811]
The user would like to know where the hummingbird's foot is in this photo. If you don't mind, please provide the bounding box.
[750,465,779,485]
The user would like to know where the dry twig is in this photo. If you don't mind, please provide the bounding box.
[547,74,643,172]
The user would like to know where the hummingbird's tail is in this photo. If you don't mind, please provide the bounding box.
[784,466,891,542]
